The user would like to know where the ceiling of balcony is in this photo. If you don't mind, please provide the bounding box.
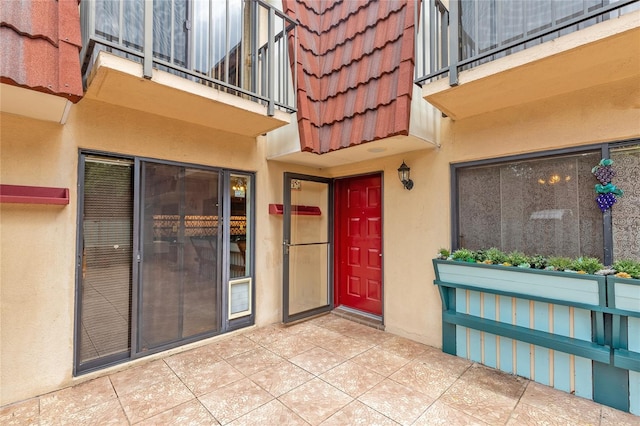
[421,11,640,120]
[83,52,292,137]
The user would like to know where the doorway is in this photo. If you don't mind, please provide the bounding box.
[282,173,333,323]
[334,174,383,317]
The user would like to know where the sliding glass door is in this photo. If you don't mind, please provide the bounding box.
[76,153,253,374]
[138,163,221,352]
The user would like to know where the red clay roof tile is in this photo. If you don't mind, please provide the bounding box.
[0,0,83,103]
[283,0,416,154]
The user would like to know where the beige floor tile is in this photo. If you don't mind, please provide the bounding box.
[320,360,385,397]
[118,374,194,423]
[110,359,175,396]
[413,347,472,377]
[137,399,219,426]
[244,325,290,346]
[167,357,245,396]
[322,317,370,335]
[280,378,353,425]
[227,399,309,426]
[40,376,116,420]
[320,400,399,426]
[440,379,518,425]
[342,324,392,345]
[519,382,602,425]
[260,333,317,359]
[165,344,222,370]
[600,406,640,425]
[506,402,576,426]
[358,379,435,426]
[249,361,314,397]
[459,364,527,400]
[41,398,128,426]
[315,334,375,359]
[0,398,40,426]
[378,336,428,360]
[390,359,459,399]
[209,335,258,359]
[293,325,344,344]
[413,400,488,426]
[289,347,347,376]
[198,378,273,424]
[226,347,284,376]
[351,347,410,377]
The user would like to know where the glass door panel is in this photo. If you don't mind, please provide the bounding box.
[139,162,220,352]
[283,175,332,322]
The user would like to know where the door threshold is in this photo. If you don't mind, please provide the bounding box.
[332,306,384,330]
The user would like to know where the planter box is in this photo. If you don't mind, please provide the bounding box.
[433,259,606,308]
[607,276,640,314]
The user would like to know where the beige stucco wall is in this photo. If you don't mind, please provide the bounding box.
[2,70,638,406]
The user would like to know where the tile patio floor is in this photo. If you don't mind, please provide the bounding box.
[2,314,638,425]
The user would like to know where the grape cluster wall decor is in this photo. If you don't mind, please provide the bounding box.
[592,158,623,212]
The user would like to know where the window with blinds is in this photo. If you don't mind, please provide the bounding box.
[78,157,133,367]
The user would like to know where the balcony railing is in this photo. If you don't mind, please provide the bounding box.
[81,0,297,115]
[415,0,639,87]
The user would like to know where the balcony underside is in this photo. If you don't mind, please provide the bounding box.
[84,52,291,137]
[268,134,438,168]
[422,12,640,120]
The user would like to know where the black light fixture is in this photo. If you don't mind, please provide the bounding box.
[397,161,414,190]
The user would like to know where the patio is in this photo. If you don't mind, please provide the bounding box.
[1,314,637,425]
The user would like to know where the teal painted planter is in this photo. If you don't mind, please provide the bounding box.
[607,276,640,315]
[432,259,638,413]
[433,259,607,309]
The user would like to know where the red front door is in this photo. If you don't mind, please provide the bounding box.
[335,174,382,316]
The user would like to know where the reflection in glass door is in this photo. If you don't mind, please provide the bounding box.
[139,163,221,351]
[283,174,333,323]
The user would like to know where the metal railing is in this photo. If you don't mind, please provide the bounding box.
[415,0,639,87]
[80,0,297,115]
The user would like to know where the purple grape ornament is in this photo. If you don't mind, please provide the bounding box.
[596,193,617,212]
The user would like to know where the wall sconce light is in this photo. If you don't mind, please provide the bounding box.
[397,161,414,190]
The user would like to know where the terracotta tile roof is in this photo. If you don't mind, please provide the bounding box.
[1,0,83,103]
[283,0,417,154]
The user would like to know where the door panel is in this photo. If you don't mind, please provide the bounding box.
[139,163,220,351]
[283,174,332,323]
[336,174,383,316]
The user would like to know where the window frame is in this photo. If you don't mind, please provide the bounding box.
[450,138,640,265]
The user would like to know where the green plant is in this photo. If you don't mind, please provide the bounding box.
[571,257,604,275]
[548,256,573,271]
[507,251,530,267]
[529,255,549,270]
[452,248,475,263]
[484,247,507,264]
[472,249,487,263]
[613,259,640,279]
[437,248,451,259]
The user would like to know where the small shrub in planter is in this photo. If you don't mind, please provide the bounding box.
[452,248,475,263]
[484,247,508,265]
[507,251,530,268]
[612,259,640,279]
[548,256,574,272]
[571,257,605,275]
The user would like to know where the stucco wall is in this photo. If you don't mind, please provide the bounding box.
[2,73,638,406]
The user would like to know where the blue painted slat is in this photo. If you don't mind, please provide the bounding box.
[497,295,514,373]
[483,295,497,368]
[629,317,640,353]
[456,325,467,358]
[573,308,592,341]
[456,289,466,313]
[553,306,571,392]
[574,356,593,399]
[533,303,550,385]
[468,291,482,362]
[515,298,531,378]
[554,351,571,392]
[630,371,640,416]
[553,305,571,338]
